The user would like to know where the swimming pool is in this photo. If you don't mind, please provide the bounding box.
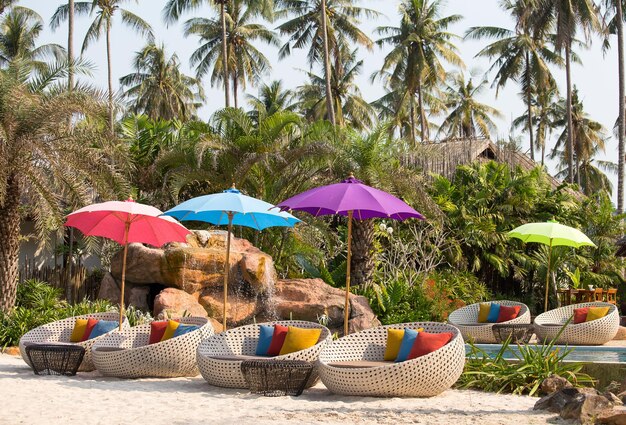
[467,343,626,364]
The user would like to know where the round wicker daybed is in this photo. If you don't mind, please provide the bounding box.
[534,302,619,345]
[19,312,130,372]
[196,320,332,389]
[318,322,465,397]
[91,317,214,378]
[448,300,531,343]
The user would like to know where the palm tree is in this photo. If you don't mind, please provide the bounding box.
[533,0,602,183]
[120,43,205,121]
[438,72,503,139]
[246,80,294,120]
[183,1,279,108]
[277,0,379,125]
[375,0,464,143]
[51,0,154,132]
[0,0,16,16]
[466,0,562,161]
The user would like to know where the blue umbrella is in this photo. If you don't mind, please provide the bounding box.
[163,185,300,329]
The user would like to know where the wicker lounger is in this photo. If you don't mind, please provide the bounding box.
[534,302,619,345]
[448,301,531,343]
[19,312,129,372]
[318,322,465,397]
[196,320,331,389]
[91,317,214,378]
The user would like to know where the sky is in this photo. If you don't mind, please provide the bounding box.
[19,0,621,201]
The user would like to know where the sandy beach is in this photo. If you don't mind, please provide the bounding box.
[0,353,569,425]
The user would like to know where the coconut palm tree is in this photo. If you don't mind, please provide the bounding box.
[246,80,294,121]
[466,0,562,161]
[375,0,463,143]
[438,72,503,139]
[533,0,602,183]
[183,1,279,108]
[51,0,154,132]
[277,0,379,125]
[120,43,204,121]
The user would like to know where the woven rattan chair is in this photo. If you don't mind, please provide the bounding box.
[91,317,214,378]
[534,302,619,345]
[448,301,531,343]
[196,320,331,389]
[19,312,129,372]
[318,322,465,397]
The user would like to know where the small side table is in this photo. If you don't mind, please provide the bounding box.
[25,343,85,376]
[241,359,314,397]
[492,324,534,344]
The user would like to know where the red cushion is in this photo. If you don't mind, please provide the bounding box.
[406,332,453,360]
[149,321,169,344]
[80,318,99,341]
[496,305,521,323]
[573,308,590,324]
[266,324,289,356]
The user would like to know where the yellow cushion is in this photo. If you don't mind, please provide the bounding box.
[279,326,322,355]
[160,320,180,342]
[70,318,89,343]
[477,303,491,323]
[586,307,610,322]
[384,329,405,361]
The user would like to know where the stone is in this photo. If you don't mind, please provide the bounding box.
[560,393,614,424]
[597,406,626,425]
[605,392,625,406]
[153,287,208,319]
[199,288,260,325]
[98,272,120,304]
[535,387,599,413]
[128,286,150,312]
[617,391,626,405]
[541,374,573,395]
[613,327,626,341]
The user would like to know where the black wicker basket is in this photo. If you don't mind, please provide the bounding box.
[491,324,535,344]
[25,343,85,376]
[241,359,314,397]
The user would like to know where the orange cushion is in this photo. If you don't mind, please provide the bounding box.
[407,332,453,360]
[497,305,521,323]
[266,324,288,356]
[586,307,609,322]
[80,318,100,341]
[573,308,589,324]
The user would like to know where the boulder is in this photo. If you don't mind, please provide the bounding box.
[535,387,599,413]
[541,375,573,395]
[560,393,614,423]
[98,272,120,304]
[613,327,626,341]
[598,406,626,425]
[199,288,260,325]
[153,287,208,319]
[128,286,150,312]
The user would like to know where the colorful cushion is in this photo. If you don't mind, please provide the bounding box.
[477,302,491,323]
[160,320,180,342]
[279,326,322,355]
[487,303,501,323]
[573,308,589,324]
[88,320,118,339]
[395,328,419,362]
[70,319,89,343]
[586,307,610,322]
[172,324,199,338]
[406,332,453,360]
[497,305,521,323]
[384,328,405,361]
[266,324,289,356]
[81,318,100,341]
[149,321,169,344]
[256,325,275,356]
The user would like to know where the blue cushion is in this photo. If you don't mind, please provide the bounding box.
[88,320,119,339]
[395,328,419,362]
[172,324,199,338]
[487,304,501,323]
[255,325,275,356]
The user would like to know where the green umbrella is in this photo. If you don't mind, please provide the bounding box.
[508,220,596,312]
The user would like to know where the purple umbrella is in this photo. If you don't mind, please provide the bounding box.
[278,174,425,334]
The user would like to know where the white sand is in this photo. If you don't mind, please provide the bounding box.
[0,353,569,425]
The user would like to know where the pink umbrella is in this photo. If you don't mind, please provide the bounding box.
[278,174,424,335]
[64,199,191,330]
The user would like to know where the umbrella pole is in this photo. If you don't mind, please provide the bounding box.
[119,222,130,331]
[223,212,234,331]
[544,240,553,312]
[344,211,353,336]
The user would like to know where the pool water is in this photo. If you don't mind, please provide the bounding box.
[468,344,626,364]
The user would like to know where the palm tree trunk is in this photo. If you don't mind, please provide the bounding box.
[320,0,336,125]
[417,77,427,142]
[617,0,625,213]
[525,53,535,162]
[350,219,375,289]
[233,72,238,109]
[68,0,74,91]
[220,1,230,108]
[106,18,114,134]
[409,98,417,145]
[0,174,21,313]
[565,41,574,183]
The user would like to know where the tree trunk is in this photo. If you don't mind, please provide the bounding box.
[320,0,336,125]
[220,1,230,108]
[417,77,427,142]
[106,19,114,134]
[526,53,535,161]
[68,0,74,91]
[565,42,574,183]
[350,219,375,289]
[617,0,625,213]
[409,98,416,146]
[233,72,238,109]
[0,175,21,313]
